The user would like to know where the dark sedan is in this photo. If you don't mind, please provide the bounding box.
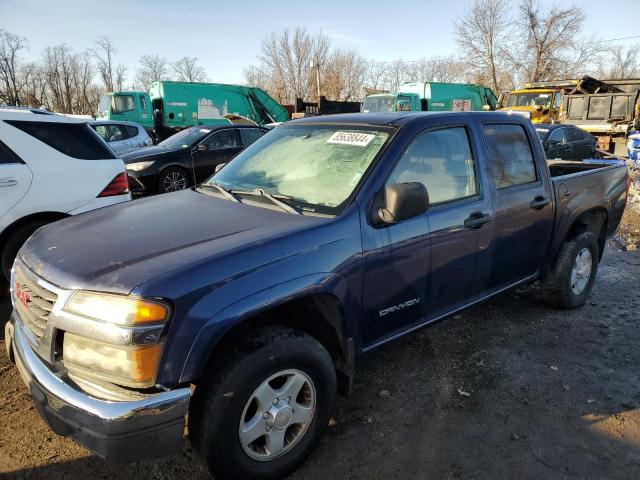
[535,123,596,160]
[123,124,267,194]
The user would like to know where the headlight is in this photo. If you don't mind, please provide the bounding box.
[62,291,170,388]
[126,160,155,171]
[64,332,163,388]
[64,291,169,325]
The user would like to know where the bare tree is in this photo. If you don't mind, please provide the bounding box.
[135,54,170,89]
[114,64,127,91]
[245,27,330,104]
[173,56,207,82]
[0,30,27,106]
[455,0,511,93]
[18,61,48,108]
[322,48,366,101]
[595,44,640,79]
[513,0,596,82]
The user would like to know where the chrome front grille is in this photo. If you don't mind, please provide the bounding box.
[12,263,58,339]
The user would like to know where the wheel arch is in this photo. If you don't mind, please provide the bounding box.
[182,277,356,396]
[0,211,69,250]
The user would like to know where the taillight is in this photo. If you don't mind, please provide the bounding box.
[98,172,130,197]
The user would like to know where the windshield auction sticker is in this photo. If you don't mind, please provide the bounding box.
[327,131,375,147]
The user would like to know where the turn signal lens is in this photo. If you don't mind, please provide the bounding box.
[65,291,169,326]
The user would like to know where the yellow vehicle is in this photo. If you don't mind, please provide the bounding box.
[499,77,614,124]
[499,88,563,123]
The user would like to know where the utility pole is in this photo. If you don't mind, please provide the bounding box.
[310,60,321,103]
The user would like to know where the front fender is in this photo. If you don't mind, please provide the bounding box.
[177,271,357,383]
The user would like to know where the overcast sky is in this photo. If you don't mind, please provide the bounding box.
[2,0,639,85]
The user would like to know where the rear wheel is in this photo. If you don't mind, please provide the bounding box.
[541,230,599,309]
[158,167,190,193]
[190,327,336,480]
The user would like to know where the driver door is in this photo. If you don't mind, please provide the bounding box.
[193,128,242,184]
[360,125,493,346]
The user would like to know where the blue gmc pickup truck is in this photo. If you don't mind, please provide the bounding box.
[5,112,630,479]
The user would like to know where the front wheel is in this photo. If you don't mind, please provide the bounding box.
[541,230,599,309]
[158,167,190,193]
[190,327,336,480]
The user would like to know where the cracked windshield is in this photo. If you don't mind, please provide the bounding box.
[208,126,390,214]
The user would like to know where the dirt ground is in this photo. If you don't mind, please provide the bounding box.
[1,216,640,479]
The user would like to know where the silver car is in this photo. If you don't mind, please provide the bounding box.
[90,120,153,155]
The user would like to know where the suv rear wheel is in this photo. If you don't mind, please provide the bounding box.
[190,327,336,480]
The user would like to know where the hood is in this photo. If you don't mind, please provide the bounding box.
[20,189,324,294]
[121,145,184,163]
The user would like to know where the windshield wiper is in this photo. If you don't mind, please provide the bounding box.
[201,183,240,202]
[231,188,301,215]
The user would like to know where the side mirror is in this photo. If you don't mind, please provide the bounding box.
[377,182,429,224]
[214,162,227,173]
[197,144,208,152]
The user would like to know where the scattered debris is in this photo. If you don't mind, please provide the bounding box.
[586,398,596,404]
[550,365,558,371]
[457,388,471,398]
[378,390,392,399]
[511,433,520,441]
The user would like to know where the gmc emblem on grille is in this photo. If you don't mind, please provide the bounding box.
[14,282,31,308]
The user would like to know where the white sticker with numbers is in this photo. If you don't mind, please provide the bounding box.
[327,131,375,147]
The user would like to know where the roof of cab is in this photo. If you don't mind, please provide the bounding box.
[287,111,531,127]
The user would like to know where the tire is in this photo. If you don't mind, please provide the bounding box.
[1,220,50,281]
[157,167,190,193]
[541,230,599,309]
[190,327,337,480]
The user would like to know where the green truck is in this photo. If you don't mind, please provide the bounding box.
[97,81,289,139]
[362,82,498,113]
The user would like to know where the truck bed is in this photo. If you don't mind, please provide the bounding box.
[548,158,629,252]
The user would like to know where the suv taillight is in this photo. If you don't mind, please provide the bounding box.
[98,172,130,197]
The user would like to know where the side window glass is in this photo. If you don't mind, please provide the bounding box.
[94,125,108,140]
[387,127,477,204]
[139,95,147,111]
[241,128,265,146]
[109,125,125,141]
[483,124,537,189]
[124,125,138,139]
[0,140,24,164]
[204,129,240,149]
[112,95,135,114]
[547,128,567,145]
[566,127,582,143]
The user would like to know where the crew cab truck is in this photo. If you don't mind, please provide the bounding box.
[362,82,497,113]
[97,81,289,140]
[5,112,629,479]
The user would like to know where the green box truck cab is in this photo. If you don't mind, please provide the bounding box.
[362,82,498,113]
[97,81,289,140]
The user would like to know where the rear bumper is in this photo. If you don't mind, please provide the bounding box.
[5,314,191,463]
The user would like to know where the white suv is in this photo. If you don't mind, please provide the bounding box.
[0,108,131,280]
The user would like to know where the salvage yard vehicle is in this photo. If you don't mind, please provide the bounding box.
[123,124,267,194]
[89,120,153,155]
[5,112,629,479]
[362,82,497,113]
[559,82,640,156]
[97,81,289,140]
[0,107,130,281]
[535,124,596,160]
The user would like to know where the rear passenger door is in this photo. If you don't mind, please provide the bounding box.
[0,140,32,227]
[566,127,593,160]
[240,128,266,148]
[481,122,554,291]
[545,128,568,159]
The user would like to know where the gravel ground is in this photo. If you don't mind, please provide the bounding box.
[1,244,639,480]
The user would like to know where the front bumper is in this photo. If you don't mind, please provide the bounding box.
[126,170,157,194]
[5,314,191,463]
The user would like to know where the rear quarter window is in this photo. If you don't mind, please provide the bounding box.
[5,120,117,160]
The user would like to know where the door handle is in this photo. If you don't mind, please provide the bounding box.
[0,177,17,187]
[464,212,491,229]
[530,196,550,210]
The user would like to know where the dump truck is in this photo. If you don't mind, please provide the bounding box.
[557,78,640,155]
[499,76,614,124]
[97,81,289,140]
[362,82,497,113]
